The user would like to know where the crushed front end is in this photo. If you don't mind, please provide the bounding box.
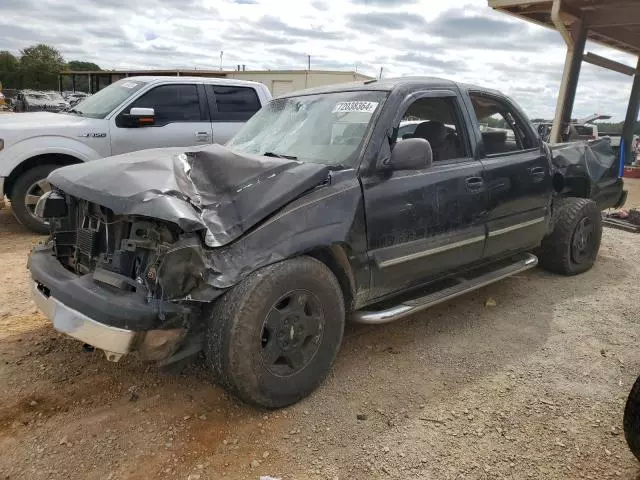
[28,190,221,363]
[26,145,334,364]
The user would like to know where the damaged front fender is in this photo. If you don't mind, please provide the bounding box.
[171,169,372,308]
[148,170,370,309]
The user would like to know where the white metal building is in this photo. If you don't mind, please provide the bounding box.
[60,69,373,97]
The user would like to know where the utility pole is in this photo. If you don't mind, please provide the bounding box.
[308,55,311,71]
[379,66,384,79]
[219,51,223,71]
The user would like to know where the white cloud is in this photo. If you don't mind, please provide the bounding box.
[1,0,638,120]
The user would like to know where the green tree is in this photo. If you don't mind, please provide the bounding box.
[19,44,65,90]
[64,60,101,92]
[0,51,21,89]
[66,60,100,71]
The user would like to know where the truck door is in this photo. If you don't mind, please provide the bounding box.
[109,83,213,156]
[467,91,551,258]
[362,91,488,298]
[204,84,262,144]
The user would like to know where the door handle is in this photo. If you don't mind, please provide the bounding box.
[465,177,485,192]
[195,132,211,142]
[528,167,546,183]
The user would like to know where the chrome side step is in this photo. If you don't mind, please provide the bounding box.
[352,253,538,325]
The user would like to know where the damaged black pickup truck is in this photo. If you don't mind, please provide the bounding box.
[28,78,625,408]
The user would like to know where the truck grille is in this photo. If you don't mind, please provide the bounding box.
[77,228,100,258]
[51,199,115,275]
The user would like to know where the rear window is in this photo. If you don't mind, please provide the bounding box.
[207,85,261,122]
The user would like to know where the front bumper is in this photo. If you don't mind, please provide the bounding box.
[28,245,190,361]
[31,281,138,361]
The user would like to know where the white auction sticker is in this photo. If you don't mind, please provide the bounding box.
[121,82,139,89]
[332,101,379,114]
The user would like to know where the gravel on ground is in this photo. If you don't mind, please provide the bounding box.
[2,181,640,479]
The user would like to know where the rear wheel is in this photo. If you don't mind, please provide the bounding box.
[624,375,640,461]
[537,198,602,275]
[205,256,345,408]
[10,165,57,234]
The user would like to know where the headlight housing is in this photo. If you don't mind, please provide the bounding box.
[34,190,67,219]
[157,245,207,300]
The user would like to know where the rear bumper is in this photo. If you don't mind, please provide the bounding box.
[28,245,190,361]
[614,188,628,209]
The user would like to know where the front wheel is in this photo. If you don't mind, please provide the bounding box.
[10,165,58,234]
[205,256,345,408]
[537,198,602,276]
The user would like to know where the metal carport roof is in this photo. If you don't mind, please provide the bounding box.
[490,0,640,56]
[489,0,640,165]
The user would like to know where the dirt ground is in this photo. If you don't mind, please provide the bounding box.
[2,182,640,480]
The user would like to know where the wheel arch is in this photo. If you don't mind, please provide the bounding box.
[304,244,357,312]
[5,153,83,199]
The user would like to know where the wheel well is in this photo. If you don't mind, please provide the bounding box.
[5,154,82,199]
[306,245,356,312]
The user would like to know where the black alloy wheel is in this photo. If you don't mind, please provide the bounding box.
[571,216,595,264]
[260,289,325,377]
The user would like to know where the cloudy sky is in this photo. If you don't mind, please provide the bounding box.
[1,0,638,120]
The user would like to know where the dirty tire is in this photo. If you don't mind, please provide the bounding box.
[10,165,57,234]
[205,256,345,408]
[537,197,601,276]
[624,375,640,461]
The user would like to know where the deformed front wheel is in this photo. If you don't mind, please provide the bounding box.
[537,197,602,276]
[205,256,345,408]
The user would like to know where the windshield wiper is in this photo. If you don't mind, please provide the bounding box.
[263,151,298,160]
[65,108,83,115]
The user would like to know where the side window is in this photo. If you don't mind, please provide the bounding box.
[396,96,468,162]
[470,93,535,155]
[127,84,202,125]
[208,85,261,122]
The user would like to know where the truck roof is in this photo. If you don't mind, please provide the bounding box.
[124,76,267,88]
[281,76,504,98]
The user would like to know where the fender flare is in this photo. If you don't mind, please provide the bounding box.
[1,136,102,176]
[1,137,103,198]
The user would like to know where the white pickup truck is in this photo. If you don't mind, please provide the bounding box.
[0,76,272,232]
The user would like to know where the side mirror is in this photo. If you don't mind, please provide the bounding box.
[387,137,433,171]
[118,107,155,128]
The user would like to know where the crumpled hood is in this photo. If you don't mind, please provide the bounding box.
[48,144,331,246]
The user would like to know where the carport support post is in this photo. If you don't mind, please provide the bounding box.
[550,20,587,144]
[58,74,62,93]
[71,74,76,93]
[621,57,640,166]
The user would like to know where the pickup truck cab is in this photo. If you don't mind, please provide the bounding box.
[28,77,625,408]
[0,76,272,232]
